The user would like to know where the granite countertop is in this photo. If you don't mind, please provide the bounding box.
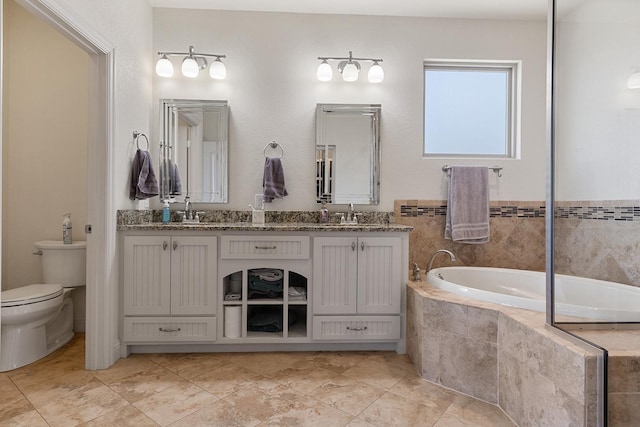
[117,222,413,232]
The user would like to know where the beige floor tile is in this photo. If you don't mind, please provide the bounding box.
[79,404,158,426]
[170,399,261,427]
[102,368,186,403]
[7,355,85,389]
[291,352,372,374]
[261,395,354,426]
[227,352,302,376]
[93,355,162,384]
[388,374,457,412]
[0,395,34,423]
[133,382,216,426]
[342,355,412,390]
[19,370,100,408]
[223,381,299,421]
[360,392,446,427]
[148,353,232,380]
[0,409,49,427]
[433,395,516,427]
[273,365,339,394]
[312,375,385,416]
[38,383,130,427]
[191,363,265,399]
[345,417,377,427]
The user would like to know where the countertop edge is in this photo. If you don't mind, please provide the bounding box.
[117,222,414,232]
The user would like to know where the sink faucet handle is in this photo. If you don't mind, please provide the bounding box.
[335,212,346,224]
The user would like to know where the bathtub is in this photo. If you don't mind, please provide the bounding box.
[427,266,640,322]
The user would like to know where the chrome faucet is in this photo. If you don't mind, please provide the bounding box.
[412,263,422,281]
[184,199,193,220]
[427,249,456,273]
[178,197,201,223]
[347,202,354,222]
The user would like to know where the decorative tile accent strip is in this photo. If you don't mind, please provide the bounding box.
[399,203,546,219]
[555,206,640,221]
[117,209,395,226]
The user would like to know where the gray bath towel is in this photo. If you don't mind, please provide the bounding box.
[263,157,288,202]
[129,149,159,200]
[444,166,490,244]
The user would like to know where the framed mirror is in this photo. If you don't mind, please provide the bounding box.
[316,104,380,205]
[160,99,229,203]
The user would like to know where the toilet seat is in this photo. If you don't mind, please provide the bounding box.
[1,284,63,308]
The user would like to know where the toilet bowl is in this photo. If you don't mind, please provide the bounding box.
[0,241,86,372]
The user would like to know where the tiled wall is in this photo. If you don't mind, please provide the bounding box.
[394,200,546,272]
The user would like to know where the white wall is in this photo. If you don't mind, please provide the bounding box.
[153,9,548,211]
[555,0,640,201]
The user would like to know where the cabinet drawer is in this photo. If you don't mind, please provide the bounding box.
[123,317,216,342]
[221,236,310,259]
[312,316,401,340]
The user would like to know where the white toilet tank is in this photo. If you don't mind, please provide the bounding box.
[34,241,86,287]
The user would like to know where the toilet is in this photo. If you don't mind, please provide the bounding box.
[0,240,86,372]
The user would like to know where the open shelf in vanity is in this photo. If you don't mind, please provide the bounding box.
[219,235,311,343]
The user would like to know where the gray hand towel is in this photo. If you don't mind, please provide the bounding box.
[444,166,490,244]
[129,149,159,200]
[263,157,288,202]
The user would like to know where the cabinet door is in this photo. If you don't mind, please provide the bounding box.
[357,237,401,314]
[170,236,217,316]
[124,236,171,315]
[313,237,358,314]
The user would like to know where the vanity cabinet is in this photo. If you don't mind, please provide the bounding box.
[122,235,217,342]
[312,236,401,340]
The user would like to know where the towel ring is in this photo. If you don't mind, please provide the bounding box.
[133,131,149,151]
[263,141,284,159]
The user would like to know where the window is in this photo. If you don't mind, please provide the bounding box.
[423,60,520,158]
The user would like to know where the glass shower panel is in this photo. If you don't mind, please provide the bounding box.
[551,0,640,424]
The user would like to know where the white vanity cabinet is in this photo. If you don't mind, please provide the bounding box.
[312,236,402,340]
[122,235,217,342]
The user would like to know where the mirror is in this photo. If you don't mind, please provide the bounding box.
[316,103,380,205]
[160,99,229,203]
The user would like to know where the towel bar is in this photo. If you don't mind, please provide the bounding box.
[442,165,503,178]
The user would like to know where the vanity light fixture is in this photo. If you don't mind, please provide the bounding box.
[156,45,227,79]
[628,72,640,89]
[317,51,384,83]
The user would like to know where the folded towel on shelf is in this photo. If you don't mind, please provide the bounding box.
[444,166,490,244]
[288,287,307,301]
[263,157,288,202]
[224,293,241,301]
[129,149,159,200]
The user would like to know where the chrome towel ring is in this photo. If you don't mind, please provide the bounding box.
[263,141,284,159]
[133,130,149,151]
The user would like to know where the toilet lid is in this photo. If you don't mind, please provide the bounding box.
[1,284,63,307]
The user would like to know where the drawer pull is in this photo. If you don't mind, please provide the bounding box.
[159,327,181,333]
[255,245,277,250]
[346,326,368,332]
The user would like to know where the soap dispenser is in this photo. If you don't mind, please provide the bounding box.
[162,200,171,224]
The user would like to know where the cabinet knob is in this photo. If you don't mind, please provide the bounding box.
[351,242,356,251]
[361,241,365,251]
[163,241,168,251]
[173,241,178,250]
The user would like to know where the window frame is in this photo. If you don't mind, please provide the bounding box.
[423,59,521,159]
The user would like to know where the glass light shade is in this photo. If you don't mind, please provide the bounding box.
[155,56,174,77]
[181,57,199,78]
[368,63,384,83]
[209,59,227,79]
[628,72,640,89]
[342,62,359,82]
[317,61,333,81]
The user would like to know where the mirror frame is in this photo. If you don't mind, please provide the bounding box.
[159,99,229,203]
[315,103,381,205]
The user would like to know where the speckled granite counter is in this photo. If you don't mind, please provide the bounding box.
[117,209,413,232]
[117,222,413,232]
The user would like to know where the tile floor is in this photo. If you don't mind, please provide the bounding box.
[0,334,516,426]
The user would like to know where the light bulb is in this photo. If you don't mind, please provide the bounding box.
[342,62,359,82]
[155,55,174,77]
[368,62,384,83]
[209,59,227,79]
[317,61,333,81]
[628,72,640,89]
[181,56,199,78]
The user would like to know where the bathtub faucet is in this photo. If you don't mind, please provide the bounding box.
[427,249,457,273]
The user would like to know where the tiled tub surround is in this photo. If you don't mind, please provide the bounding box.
[394,200,546,273]
[407,280,600,426]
